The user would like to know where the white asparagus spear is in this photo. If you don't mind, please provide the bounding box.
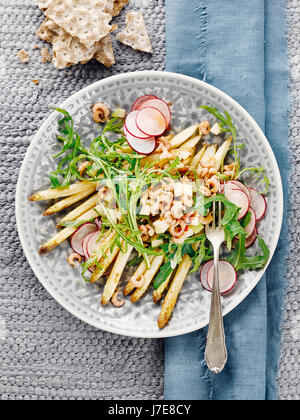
[131,255,165,303]
[58,193,99,225]
[158,244,199,329]
[29,181,98,201]
[101,244,134,306]
[43,188,97,216]
[123,256,156,296]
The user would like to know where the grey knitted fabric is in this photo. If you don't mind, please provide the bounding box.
[0,0,165,400]
[0,0,298,400]
[277,0,300,401]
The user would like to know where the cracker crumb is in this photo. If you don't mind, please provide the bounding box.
[17,49,29,63]
[32,79,40,85]
[41,47,52,63]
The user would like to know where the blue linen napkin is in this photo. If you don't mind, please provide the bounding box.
[164,0,289,400]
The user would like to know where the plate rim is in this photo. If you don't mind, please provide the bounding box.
[15,70,284,338]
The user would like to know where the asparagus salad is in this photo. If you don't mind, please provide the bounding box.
[29,95,270,329]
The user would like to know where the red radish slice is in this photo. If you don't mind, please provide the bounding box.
[71,223,98,257]
[207,261,237,295]
[224,188,250,220]
[248,188,267,221]
[245,227,258,248]
[125,131,156,155]
[82,231,96,260]
[125,111,152,139]
[131,95,158,111]
[136,107,167,137]
[232,227,258,249]
[227,180,251,201]
[200,260,214,292]
[86,231,103,259]
[139,98,171,126]
[221,181,242,195]
[244,207,256,238]
[82,232,98,273]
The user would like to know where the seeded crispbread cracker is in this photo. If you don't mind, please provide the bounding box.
[105,0,114,15]
[94,33,115,68]
[45,0,112,48]
[37,0,114,14]
[116,11,153,54]
[52,34,116,69]
[39,19,115,69]
[36,0,52,9]
[36,18,57,43]
[112,0,129,17]
[36,16,116,69]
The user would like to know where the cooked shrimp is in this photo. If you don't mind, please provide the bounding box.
[67,253,82,267]
[169,220,187,238]
[205,176,220,194]
[91,102,110,123]
[111,291,125,308]
[199,120,210,135]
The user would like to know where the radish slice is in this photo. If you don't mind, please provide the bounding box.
[131,95,158,111]
[207,261,237,295]
[221,181,242,195]
[86,231,103,258]
[245,227,258,248]
[227,180,251,201]
[224,188,250,220]
[82,231,96,260]
[136,107,167,137]
[232,227,258,249]
[200,260,214,292]
[71,223,98,257]
[248,188,267,221]
[125,131,156,155]
[125,111,152,139]
[244,207,256,238]
[139,98,171,126]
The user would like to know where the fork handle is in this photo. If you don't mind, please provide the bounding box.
[204,248,228,374]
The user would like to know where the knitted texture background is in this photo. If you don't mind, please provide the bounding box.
[0,0,298,400]
[277,0,300,400]
[0,0,165,400]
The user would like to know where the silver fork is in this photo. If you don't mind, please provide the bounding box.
[204,194,228,374]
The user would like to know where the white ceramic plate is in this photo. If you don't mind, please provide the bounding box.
[15,71,283,338]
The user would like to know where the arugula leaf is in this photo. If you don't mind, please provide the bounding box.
[190,238,209,274]
[240,211,252,229]
[223,221,245,252]
[236,166,270,194]
[153,240,199,290]
[227,235,270,271]
[195,193,240,226]
[153,261,174,290]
